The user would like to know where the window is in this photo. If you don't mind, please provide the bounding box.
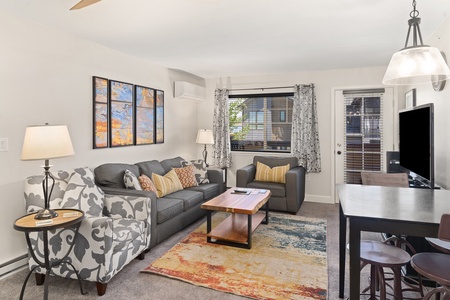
[343,91,384,184]
[229,93,293,152]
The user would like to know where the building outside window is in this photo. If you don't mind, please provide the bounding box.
[229,93,293,152]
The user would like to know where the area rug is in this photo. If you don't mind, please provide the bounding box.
[142,212,327,299]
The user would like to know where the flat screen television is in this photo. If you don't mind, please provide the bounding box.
[398,103,434,188]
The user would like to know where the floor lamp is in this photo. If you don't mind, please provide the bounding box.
[21,124,74,219]
[196,129,214,167]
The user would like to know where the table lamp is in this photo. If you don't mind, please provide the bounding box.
[196,129,214,167]
[21,124,75,219]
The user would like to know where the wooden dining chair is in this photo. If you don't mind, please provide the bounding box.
[410,214,450,299]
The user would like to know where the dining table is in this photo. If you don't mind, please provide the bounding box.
[337,183,450,299]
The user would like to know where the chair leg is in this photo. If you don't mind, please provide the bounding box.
[35,273,45,286]
[137,251,145,260]
[96,282,107,296]
[392,267,403,300]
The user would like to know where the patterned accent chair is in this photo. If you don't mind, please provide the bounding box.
[23,167,151,296]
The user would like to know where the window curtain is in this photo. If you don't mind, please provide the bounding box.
[213,88,232,168]
[291,84,321,173]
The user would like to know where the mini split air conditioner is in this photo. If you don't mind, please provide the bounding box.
[174,81,206,103]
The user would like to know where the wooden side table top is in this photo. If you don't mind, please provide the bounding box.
[14,209,84,232]
[201,187,271,214]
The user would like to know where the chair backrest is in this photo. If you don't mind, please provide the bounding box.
[439,214,450,242]
[361,172,409,188]
[253,156,298,169]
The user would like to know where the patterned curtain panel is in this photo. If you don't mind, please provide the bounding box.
[213,88,232,168]
[291,84,321,173]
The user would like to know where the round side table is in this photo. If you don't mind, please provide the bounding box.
[14,209,86,300]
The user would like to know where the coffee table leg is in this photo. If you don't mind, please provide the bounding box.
[247,215,252,249]
[206,210,212,243]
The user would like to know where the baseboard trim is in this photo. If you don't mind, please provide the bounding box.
[305,194,333,204]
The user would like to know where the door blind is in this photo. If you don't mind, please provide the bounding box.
[343,91,384,184]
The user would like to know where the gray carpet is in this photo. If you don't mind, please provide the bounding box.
[0,202,427,299]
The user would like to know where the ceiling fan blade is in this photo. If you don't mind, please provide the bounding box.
[70,0,102,10]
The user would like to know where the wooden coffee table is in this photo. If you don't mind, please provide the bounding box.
[201,188,271,249]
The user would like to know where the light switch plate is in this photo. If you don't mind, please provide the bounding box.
[0,138,9,152]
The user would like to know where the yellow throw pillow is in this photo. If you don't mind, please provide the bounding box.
[152,169,184,197]
[255,161,290,184]
[173,165,198,188]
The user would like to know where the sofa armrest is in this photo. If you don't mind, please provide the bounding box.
[98,186,157,249]
[104,194,151,223]
[236,164,256,187]
[206,167,225,193]
[285,166,306,213]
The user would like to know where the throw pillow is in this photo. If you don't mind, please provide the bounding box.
[173,165,198,188]
[181,159,209,184]
[138,174,158,196]
[123,169,142,190]
[255,161,290,184]
[151,169,184,197]
[60,167,105,217]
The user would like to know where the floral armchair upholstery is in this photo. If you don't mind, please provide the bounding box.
[23,167,151,296]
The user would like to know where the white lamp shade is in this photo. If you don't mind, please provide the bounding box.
[21,124,75,161]
[383,46,450,85]
[196,129,214,145]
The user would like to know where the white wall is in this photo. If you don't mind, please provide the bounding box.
[0,11,203,266]
[200,67,395,204]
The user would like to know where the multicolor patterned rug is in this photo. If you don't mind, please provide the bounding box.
[142,212,327,299]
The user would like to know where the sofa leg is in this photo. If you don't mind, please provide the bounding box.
[137,252,145,260]
[96,282,107,296]
[35,273,45,285]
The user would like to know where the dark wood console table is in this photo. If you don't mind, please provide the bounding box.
[337,184,450,299]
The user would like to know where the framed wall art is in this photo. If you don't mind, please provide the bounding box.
[110,80,134,147]
[135,85,155,145]
[93,76,109,148]
[156,89,164,144]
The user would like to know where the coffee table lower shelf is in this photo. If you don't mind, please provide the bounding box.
[206,212,267,249]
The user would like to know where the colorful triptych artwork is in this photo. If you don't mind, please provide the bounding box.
[93,76,164,149]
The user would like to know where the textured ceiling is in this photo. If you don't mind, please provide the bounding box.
[1,0,450,78]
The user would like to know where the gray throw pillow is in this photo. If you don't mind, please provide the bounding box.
[124,169,142,190]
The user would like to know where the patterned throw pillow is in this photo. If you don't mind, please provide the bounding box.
[255,161,290,184]
[124,169,142,190]
[138,174,158,196]
[151,169,184,197]
[173,165,198,189]
[60,167,105,217]
[181,159,209,184]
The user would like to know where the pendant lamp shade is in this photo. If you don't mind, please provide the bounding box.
[382,1,450,86]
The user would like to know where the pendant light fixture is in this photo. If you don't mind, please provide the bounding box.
[382,0,450,85]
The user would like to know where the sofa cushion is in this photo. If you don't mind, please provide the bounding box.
[181,159,209,184]
[61,167,105,217]
[160,156,185,173]
[152,170,184,198]
[247,181,286,198]
[135,160,166,178]
[187,183,220,201]
[94,163,139,189]
[255,161,290,184]
[173,165,198,188]
[138,174,158,195]
[156,198,184,224]
[124,169,142,190]
[166,189,203,211]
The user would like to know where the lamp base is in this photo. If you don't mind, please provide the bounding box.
[34,208,58,220]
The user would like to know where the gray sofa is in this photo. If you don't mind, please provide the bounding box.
[236,156,306,214]
[94,156,224,249]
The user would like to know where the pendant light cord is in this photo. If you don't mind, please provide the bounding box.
[410,0,419,18]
